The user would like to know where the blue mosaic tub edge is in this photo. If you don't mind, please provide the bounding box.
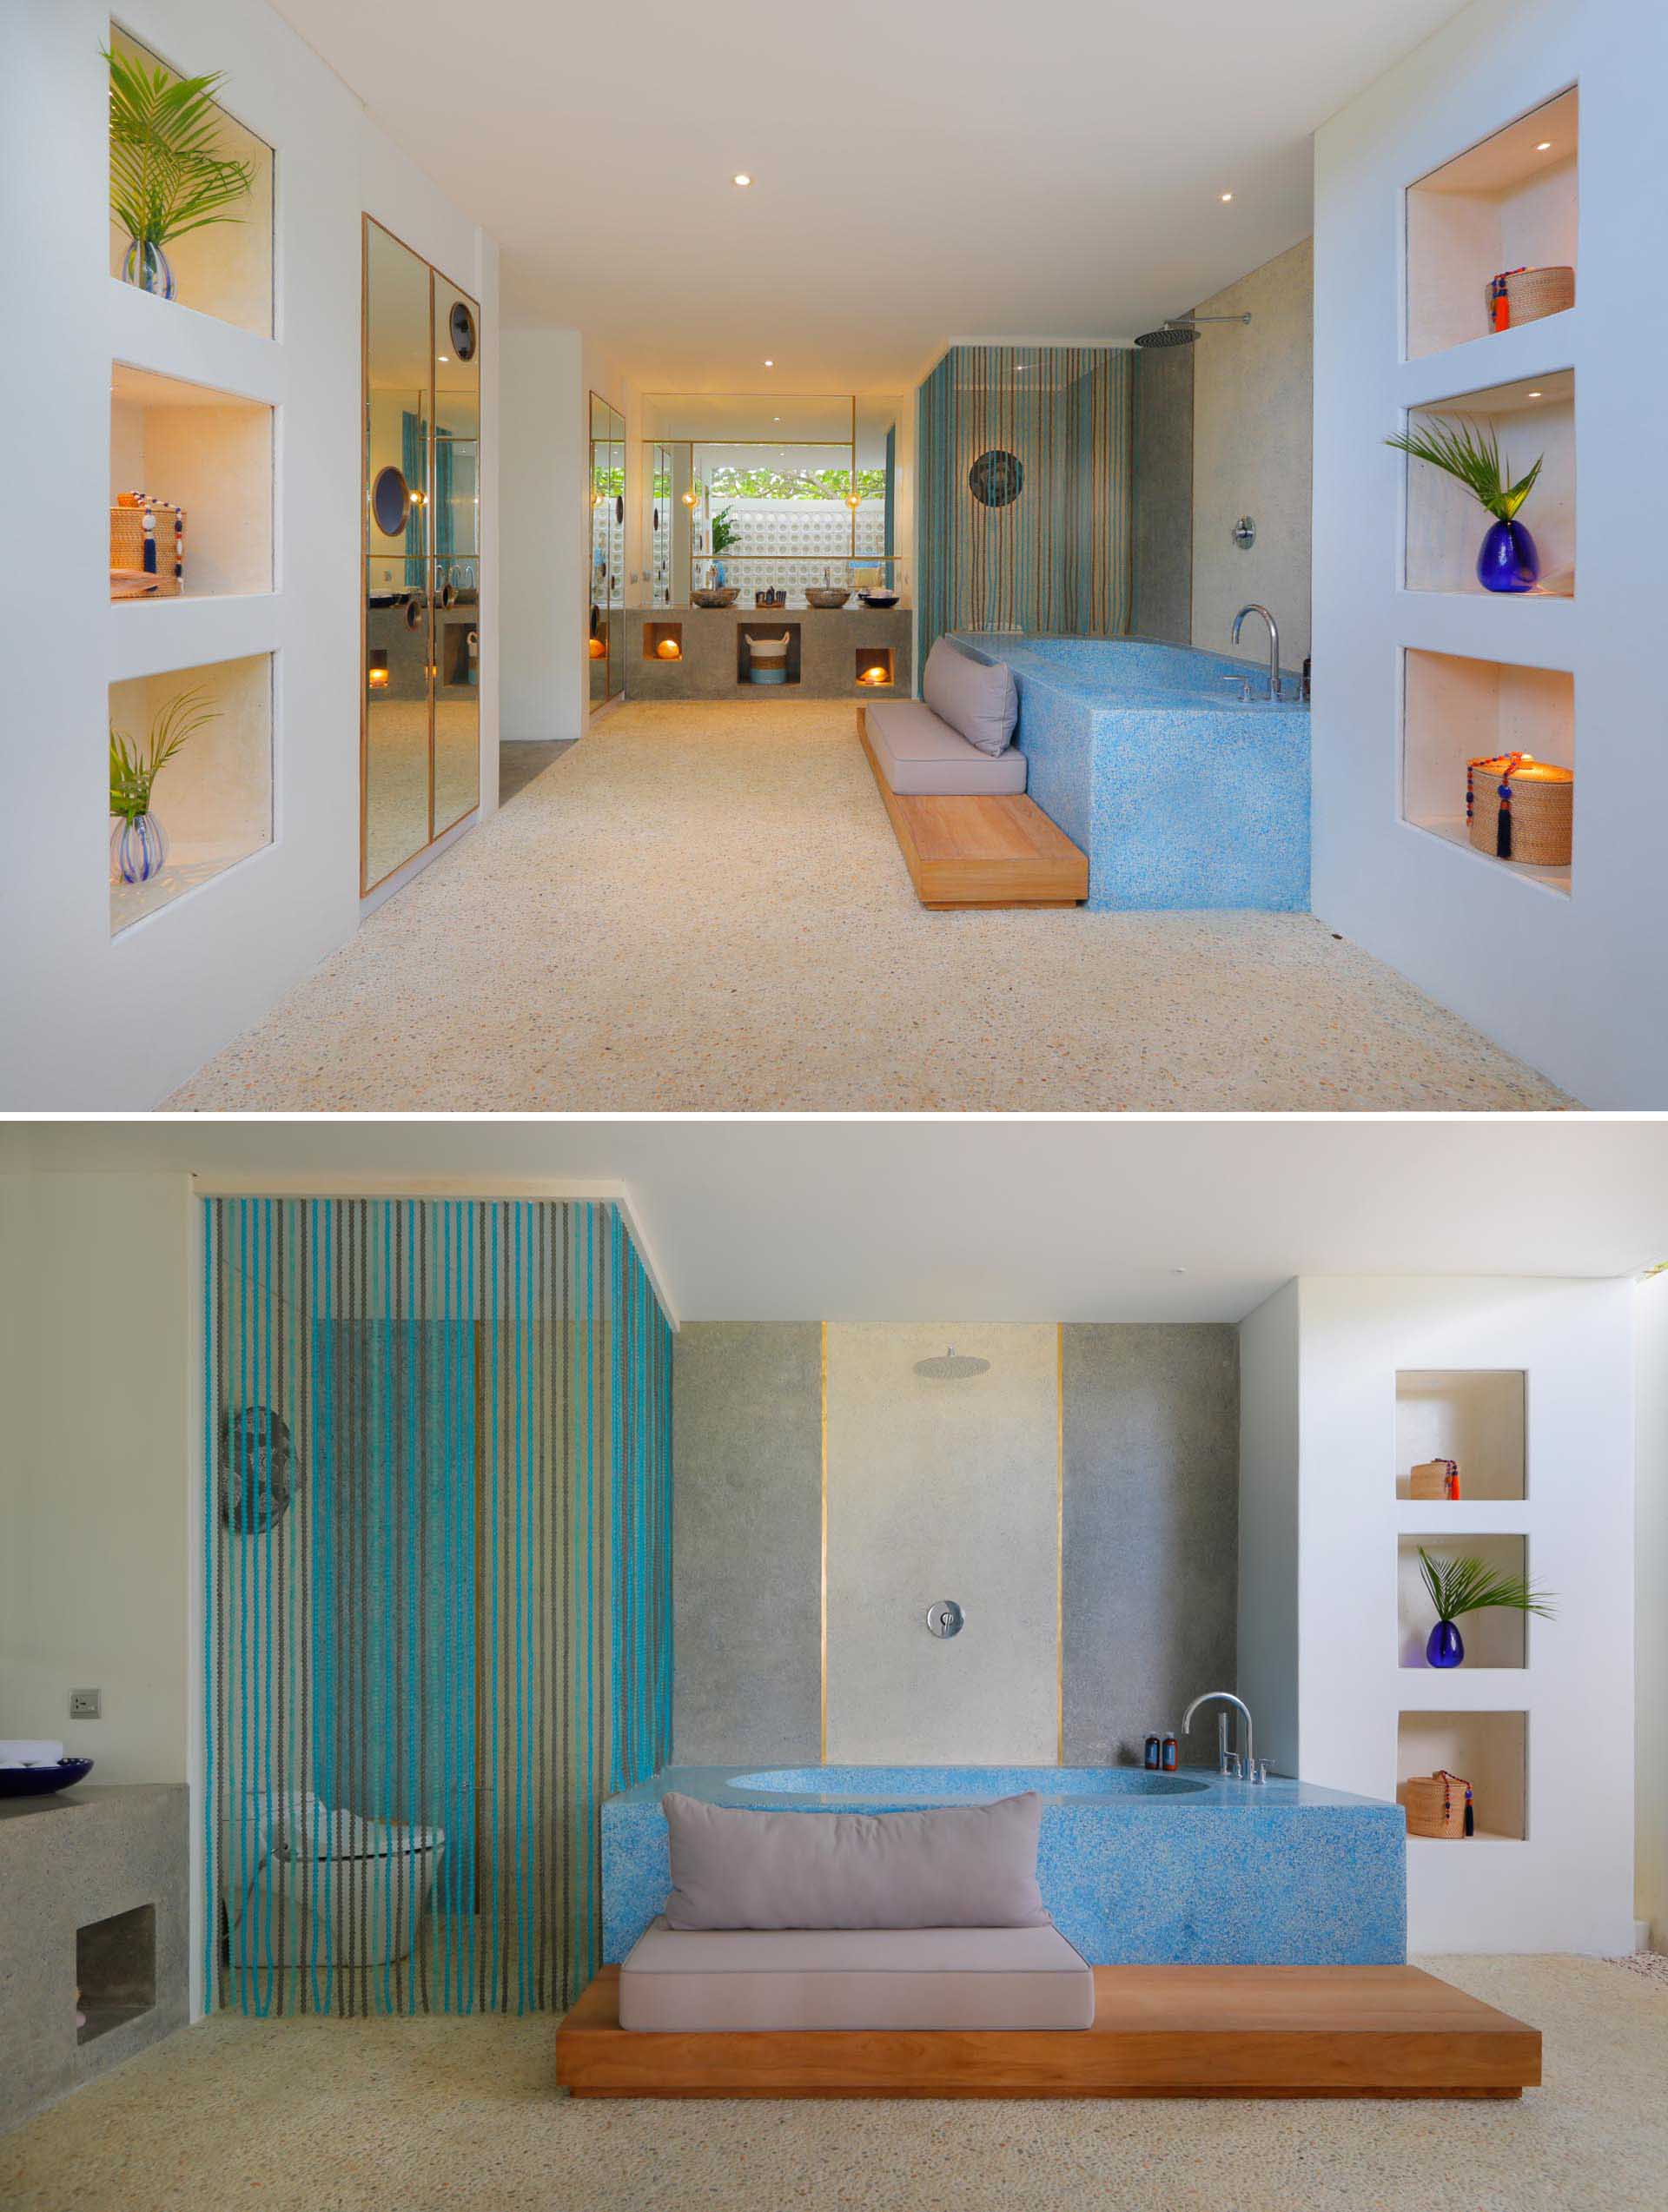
[950,632,1312,913]
[600,1765,1407,1968]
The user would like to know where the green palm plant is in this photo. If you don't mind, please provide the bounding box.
[109,688,216,820]
[1384,416,1543,524]
[1417,1548,1556,1626]
[710,506,741,556]
[107,44,255,277]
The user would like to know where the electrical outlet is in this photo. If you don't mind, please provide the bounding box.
[69,1687,101,1719]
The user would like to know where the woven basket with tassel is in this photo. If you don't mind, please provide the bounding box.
[1410,1458,1460,1500]
[1485,265,1575,332]
[1467,753,1572,868]
[1404,1770,1473,1840]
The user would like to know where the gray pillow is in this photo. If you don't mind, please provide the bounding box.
[661,1790,1048,1931]
[923,638,1019,758]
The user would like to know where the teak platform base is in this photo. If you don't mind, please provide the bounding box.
[556,1964,1540,2100]
[858,710,1089,909]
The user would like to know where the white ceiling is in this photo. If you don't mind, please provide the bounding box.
[8,1120,1665,1325]
[271,0,1470,387]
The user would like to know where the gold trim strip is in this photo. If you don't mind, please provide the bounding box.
[820,1321,829,1765]
[1056,1322,1065,1765]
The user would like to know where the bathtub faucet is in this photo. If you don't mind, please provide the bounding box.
[1232,605,1281,702]
[1182,1690,1266,1783]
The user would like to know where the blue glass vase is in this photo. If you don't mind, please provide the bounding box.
[122,237,175,300]
[1426,1618,1465,1669]
[1477,518,1539,594]
[111,811,168,885]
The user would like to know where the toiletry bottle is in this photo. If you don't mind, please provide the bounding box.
[1161,1732,1179,1772]
[1144,1733,1162,1772]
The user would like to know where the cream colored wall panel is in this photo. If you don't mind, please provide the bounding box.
[824,1324,1059,1765]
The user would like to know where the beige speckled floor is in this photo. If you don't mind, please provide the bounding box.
[166,703,1573,1112]
[3,1957,1661,2211]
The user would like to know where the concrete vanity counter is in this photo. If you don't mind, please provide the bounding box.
[0,1785,189,2129]
[624,602,912,703]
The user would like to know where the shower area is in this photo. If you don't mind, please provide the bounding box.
[202,1197,671,2017]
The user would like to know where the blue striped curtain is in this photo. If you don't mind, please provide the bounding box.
[400,411,424,591]
[917,345,1134,666]
[202,1198,672,2017]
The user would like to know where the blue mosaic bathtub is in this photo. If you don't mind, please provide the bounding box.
[601,1765,1406,1967]
[949,634,1311,911]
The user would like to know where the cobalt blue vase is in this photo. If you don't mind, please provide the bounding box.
[1426,1619,1466,1669]
[1477,518,1539,593]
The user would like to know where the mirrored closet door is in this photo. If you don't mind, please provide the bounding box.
[363,219,482,895]
[589,394,626,710]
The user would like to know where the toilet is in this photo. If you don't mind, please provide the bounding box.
[224,1791,447,1969]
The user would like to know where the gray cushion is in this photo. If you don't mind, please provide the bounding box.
[619,1918,1094,2032]
[923,638,1019,756]
[661,1791,1048,1931]
[865,701,1026,797]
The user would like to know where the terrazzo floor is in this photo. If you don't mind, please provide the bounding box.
[166,702,1573,1111]
[3,1957,1660,2212]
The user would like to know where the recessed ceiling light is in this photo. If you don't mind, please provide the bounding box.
[732,172,751,187]
[764,358,774,368]
[437,354,449,362]
[1220,191,1234,202]
[1527,389,1543,398]
[1535,141,1552,152]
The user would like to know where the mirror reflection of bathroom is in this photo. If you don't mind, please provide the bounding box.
[588,394,626,709]
[363,220,483,892]
[364,221,431,890]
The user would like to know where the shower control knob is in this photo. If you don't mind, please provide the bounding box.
[925,1599,965,1639]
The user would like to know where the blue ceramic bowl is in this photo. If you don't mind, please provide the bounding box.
[0,1758,94,1798]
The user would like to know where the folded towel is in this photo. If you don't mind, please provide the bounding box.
[0,1740,67,1767]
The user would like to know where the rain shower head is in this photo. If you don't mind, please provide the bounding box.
[1134,312,1253,349]
[913,1346,991,1380]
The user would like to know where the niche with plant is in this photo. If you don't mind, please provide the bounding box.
[106,32,273,334]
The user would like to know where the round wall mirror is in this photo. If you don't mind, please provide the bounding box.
[220,1406,300,1534]
[969,449,1024,507]
[371,464,410,536]
[448,300,477,361]
[404,596,424,630]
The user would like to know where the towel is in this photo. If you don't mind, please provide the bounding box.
[0,1740,66,1767]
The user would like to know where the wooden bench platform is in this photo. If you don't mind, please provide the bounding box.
[858,710,1088,909]
[556,1964,1541,2100]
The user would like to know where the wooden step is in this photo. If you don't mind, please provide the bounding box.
[859,712,1088,908]
[555,1964,1541,2100]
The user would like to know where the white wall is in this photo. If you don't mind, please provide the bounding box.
[1236,1282,1301,1777]
[1291,1275,1636,1954]
[824,1324,1059,1765]
[1191,238,1314,667]
[1638,1271,1668,1950]
[500,328,586,742]
[0,0,499,1109]
[0,1172,195,1785]
[1311,0,1668,1106]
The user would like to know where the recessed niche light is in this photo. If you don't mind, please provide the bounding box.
[1536,141,1552,152]
[764,358,774,367]
[438,354,449,363]
[733,172,752,187]
[1220,191,1234,202]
